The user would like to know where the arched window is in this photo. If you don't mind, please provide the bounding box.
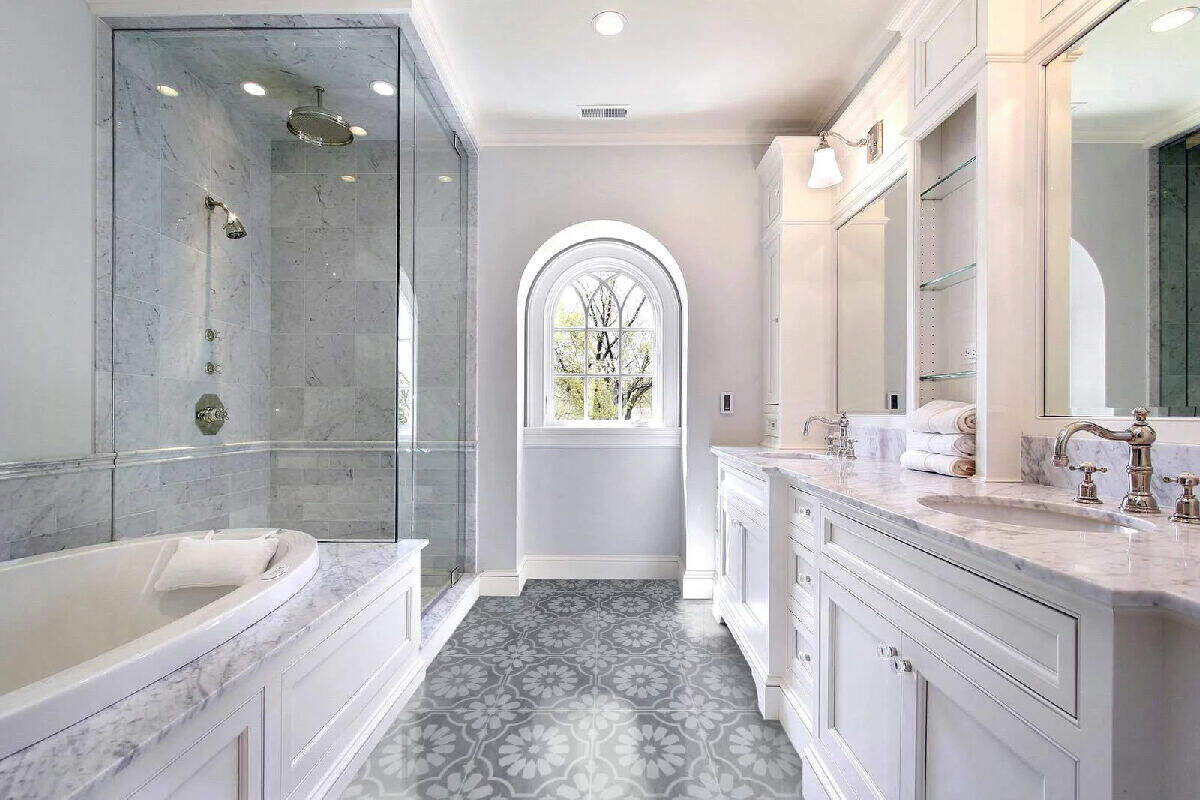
[548,265,660,424]
[523,236,681,432]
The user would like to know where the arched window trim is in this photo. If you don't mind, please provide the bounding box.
[524,238,682,433]
[542,257,665,426]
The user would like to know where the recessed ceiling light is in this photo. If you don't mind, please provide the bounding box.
[340,174,357,183]
[349,125,368,137]
[1150,6,1198,31]
[437,175,454,183]
[592,10,626,35]
[370,80,396,96]
[241,81,267,96]
[156,84,179,97]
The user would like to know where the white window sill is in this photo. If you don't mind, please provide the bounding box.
[522,426,682,448]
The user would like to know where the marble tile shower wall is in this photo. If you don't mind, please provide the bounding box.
[267,139,399,540]
[110,33,274,539]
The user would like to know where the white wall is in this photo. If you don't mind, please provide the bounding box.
[523,447,683,557]
[477,145,762,572]
[0,0,96,461]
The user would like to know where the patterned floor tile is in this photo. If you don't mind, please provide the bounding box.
[340,579,804,799]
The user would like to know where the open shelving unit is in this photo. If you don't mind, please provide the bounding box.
[917,98,978,402]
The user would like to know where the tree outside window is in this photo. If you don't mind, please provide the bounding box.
[549,268,657,424]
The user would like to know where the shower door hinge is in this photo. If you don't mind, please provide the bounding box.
[449,566,463,586]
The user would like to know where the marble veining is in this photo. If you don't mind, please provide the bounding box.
[0,540,426,800]
[715,446,1200,619]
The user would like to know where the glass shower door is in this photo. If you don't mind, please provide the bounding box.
[409,46,468,607]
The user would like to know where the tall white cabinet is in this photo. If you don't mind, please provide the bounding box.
[756,139,836,448]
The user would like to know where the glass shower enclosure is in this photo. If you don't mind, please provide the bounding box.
[110,25,467,609]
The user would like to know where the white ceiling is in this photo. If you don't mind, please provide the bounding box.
[417,0,904,145]
[1069,0,1200,146]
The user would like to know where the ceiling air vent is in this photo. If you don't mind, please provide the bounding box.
[579,105,628,120]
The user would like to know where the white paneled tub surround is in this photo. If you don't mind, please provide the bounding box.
[0,528,318,760]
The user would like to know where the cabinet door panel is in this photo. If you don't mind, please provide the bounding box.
[129,693,263,800]
[820,576,905,800]
[906,634,1076,800]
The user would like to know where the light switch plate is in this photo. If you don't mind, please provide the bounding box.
[720,392,734,415]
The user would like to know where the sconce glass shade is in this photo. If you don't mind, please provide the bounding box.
[808,144,843,189]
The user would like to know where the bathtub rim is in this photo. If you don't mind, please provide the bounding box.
[0,527,319,760]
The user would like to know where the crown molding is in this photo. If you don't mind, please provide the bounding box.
[87,0,412,14]
[476,128,812,148]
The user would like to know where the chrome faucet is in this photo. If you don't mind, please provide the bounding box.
[803,412,856,459]
[1052,407,1158,514]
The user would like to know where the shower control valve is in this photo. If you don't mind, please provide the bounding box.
[205,361,222,375]
[194,394,228,435]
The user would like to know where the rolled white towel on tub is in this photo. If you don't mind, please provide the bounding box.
[906,431,976,457]
[900,449,975,478]
[154,531,280,591]
[908,399,976,434]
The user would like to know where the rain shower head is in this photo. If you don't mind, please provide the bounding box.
[287,86,354,147]
[205,195,247,240]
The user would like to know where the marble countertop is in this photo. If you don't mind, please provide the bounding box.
[713,446,1200,619]
[0,539,426,800]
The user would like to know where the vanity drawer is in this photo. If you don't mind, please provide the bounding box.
[788,486,817,533]
[788,611,817,708]
[789,539,818,627]
[821,505,1079,715]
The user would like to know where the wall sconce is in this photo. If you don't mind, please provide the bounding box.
[807,120,884,189]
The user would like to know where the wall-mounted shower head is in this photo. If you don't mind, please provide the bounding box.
[205,195,247,239]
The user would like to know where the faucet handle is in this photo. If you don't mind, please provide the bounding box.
[1163,473,1200,524]
[1067,462,1105,505]
[1163,472,1200,488]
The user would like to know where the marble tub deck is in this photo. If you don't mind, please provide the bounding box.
[714,446,1200,620]
[0,539,427,800]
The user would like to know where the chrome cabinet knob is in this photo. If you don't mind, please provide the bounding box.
[878,643,898,659]
[892,658,913,673]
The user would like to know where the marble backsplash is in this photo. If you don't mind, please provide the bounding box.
[1021,435,1200,508]
[849,423,908,463]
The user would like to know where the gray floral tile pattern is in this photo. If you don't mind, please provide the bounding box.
[341,580,804,799]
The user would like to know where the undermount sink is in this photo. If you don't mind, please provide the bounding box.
[917,495,1155,534]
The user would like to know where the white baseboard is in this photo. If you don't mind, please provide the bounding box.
[477,569,524,596]
[479,555,683,594]
[420,576,479,662]
[680,569,715,599]
[522,554,682,580]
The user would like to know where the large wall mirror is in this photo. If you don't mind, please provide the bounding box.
[1044,0,1200,416]
[837,176,908,414]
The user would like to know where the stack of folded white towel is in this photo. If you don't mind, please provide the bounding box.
[900,399,976,478]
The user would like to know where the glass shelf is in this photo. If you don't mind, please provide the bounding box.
[919,370,977,382]
[920,156,976,200]
[919,263,976,292]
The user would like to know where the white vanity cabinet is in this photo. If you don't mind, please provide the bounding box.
[715,462,773,702]
[711,453,1110,800]
[756,138,837,448]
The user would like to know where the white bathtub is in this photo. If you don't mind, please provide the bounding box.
[0,527,319,760]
